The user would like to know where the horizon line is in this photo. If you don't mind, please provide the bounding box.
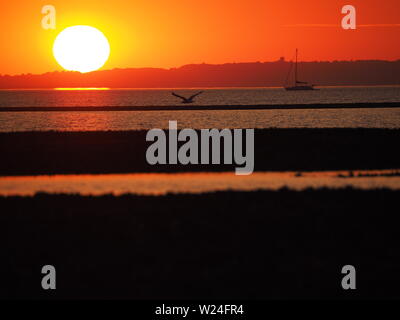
[1,85,400,91]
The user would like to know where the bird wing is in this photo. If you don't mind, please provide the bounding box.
[189,91,203,100]
[172,92,186,100]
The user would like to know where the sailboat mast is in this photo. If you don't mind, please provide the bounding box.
[295,48,298,83]
[284,48,316,90]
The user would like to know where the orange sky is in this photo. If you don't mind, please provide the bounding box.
[0,0,399,75]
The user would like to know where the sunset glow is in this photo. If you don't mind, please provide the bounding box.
[0,0,399,75]
[1,0,400,301]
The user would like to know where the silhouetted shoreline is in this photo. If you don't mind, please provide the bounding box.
[1,128,399,176]
[1,60,399,88]
[1,101,400,112]
[1,188,400,299]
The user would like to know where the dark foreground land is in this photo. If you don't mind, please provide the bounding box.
[1,128,400,175]
[1,188,400,299]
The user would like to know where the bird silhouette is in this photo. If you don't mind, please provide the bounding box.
[172,91,203,104]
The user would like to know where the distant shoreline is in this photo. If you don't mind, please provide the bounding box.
[1,59,400,89]
[1,101,400,112]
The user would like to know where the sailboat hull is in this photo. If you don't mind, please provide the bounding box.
[285,85,316,91]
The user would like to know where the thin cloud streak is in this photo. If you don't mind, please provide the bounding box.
[359,24,400,27]
[283,24,400,28]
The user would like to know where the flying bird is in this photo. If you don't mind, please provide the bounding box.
[172,91,203,104]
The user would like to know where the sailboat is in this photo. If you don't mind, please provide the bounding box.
[284,49,317,91]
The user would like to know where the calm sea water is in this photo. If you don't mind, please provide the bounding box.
[0,86,399,131]
[1,86,400,107]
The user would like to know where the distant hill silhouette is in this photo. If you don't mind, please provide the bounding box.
[1,59,399,88]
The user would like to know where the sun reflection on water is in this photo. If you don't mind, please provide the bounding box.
[54,88,110,91]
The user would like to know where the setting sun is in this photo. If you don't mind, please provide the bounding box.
[53,25,110,73]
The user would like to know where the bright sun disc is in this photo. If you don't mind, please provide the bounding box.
[53,26,110,73]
